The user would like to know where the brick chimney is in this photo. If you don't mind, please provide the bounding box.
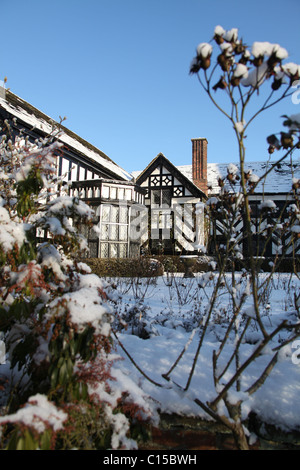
[191,138,208,195]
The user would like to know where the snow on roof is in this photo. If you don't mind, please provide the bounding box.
[133,158,300,195]
[177,160,300,195]
[0,89,132,182]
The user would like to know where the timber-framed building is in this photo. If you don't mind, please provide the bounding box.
[1,87,299,260]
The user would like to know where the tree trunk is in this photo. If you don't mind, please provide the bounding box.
[226,399,249,450]
[232,423,249,450]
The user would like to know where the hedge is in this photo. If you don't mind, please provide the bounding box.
[82,255,299,278]
[81,255,215,278]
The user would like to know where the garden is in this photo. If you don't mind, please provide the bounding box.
[1,24,300,450]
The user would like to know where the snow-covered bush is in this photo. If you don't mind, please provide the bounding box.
[0,121,150,449]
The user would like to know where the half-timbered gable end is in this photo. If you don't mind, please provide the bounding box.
[133,151,207,254]
[134,138,300,259]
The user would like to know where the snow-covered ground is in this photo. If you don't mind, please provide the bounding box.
[1,269,300,443]
[108,271,300,433]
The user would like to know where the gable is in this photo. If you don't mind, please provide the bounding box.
[135,153,206,199]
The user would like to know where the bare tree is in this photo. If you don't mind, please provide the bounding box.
[163,26,300,449]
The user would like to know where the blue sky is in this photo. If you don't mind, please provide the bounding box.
[1,0,300,173]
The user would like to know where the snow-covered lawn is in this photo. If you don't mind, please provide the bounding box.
[109,272,300,433]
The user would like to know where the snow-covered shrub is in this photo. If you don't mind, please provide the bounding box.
[0,121,150,449]
[118,301,153,338]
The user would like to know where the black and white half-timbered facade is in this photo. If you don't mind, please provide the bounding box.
[0,88,145,258]
[177,157,300,259]
[134,138,300,259]
[132,150,207,254]
[1,86,299,260]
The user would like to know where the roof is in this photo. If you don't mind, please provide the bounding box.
[177,160,300,195]
[0,88,131,181]
[133,158,300,195]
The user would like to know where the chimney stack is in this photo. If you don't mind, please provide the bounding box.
[191,138,208,195]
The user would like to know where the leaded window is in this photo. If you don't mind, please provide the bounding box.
[98,204,130,258]
[151,189,171,207]
[162,189,171,206]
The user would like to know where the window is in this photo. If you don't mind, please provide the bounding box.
[110,186,117,199]
[99,242,128,259]
[70,180,145,259]
[162,189,171,206]
[98,204,129,258]
[151,189,171,207]
[151,190,161,205]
